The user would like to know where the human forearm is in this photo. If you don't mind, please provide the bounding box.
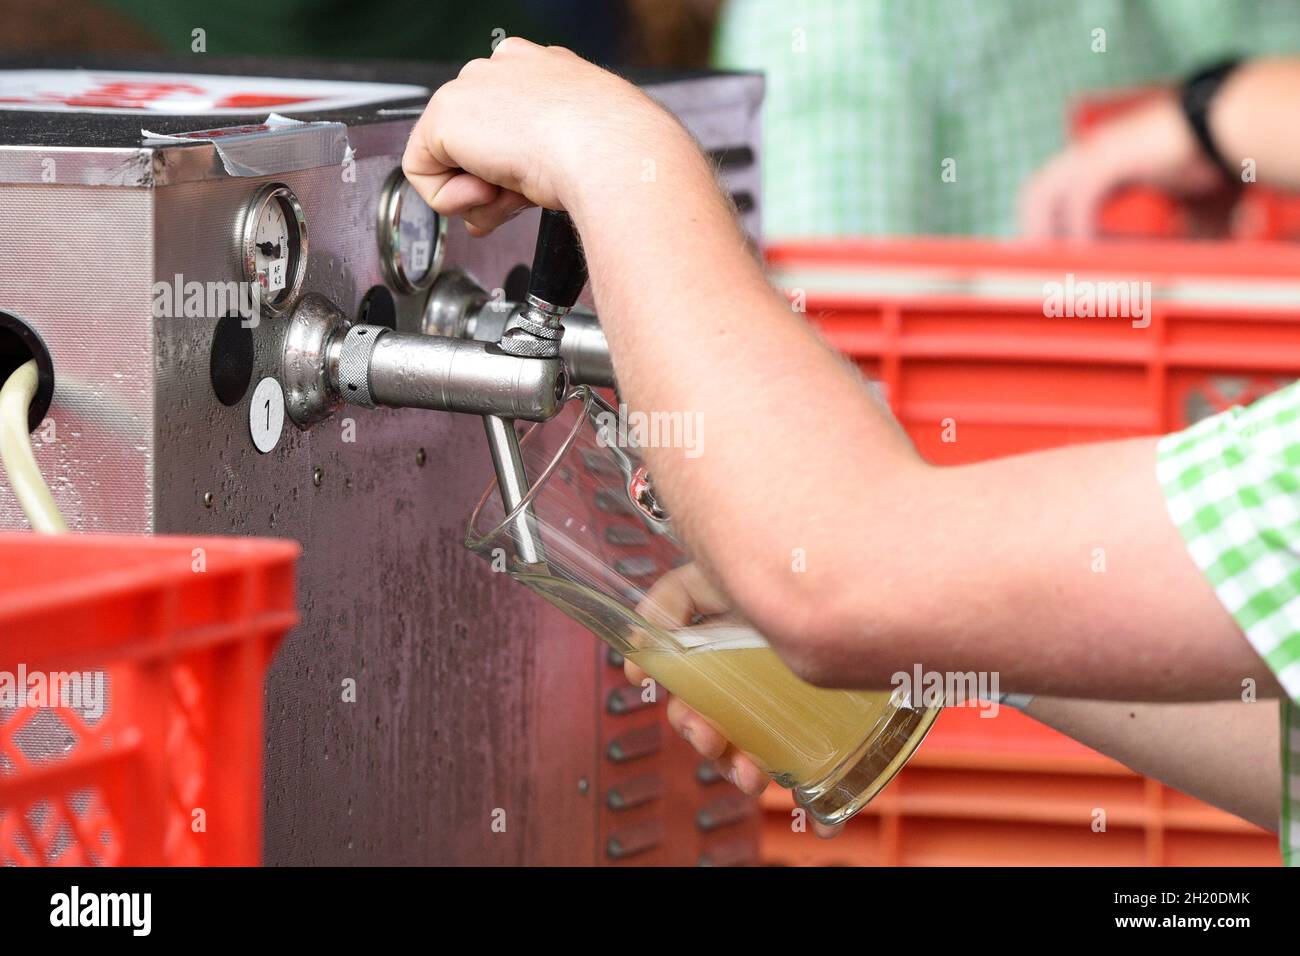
[1210,57,1300,190]
[567,142,1276,698]
[565,134,924,662]
[1020,56,1300,238]
[1021,697,1280,832]
[569,150,1272,698]
[849,437,1281,700]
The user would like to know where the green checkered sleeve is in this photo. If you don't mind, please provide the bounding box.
[1157,382,1300,865]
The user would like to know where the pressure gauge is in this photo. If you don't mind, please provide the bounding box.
[240,183,308,314]
[378,169,446,293]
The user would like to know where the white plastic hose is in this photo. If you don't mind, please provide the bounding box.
[0,359,66,533]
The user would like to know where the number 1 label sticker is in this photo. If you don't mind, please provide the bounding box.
[250,376,285,453]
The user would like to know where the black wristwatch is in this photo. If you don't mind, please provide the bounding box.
[1179,58,1242,177]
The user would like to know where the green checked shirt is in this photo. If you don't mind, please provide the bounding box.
[1158,384,1300,866]
[714,0,1300,238]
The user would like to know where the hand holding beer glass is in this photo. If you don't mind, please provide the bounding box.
[622,561,836,830]
[466,387,939,826]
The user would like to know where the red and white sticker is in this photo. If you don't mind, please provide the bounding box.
[0,69,427,115]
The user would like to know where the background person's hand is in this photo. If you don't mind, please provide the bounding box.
[1018,92,1225,240]
[624,563,843,839]
[403,37,691,236]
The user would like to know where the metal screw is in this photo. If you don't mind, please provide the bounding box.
[202,492,214,508]
[312,467,323,487]
[577,777,589,795]
[416,447,427,467]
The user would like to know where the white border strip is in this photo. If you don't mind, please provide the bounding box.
[770,264,1300,312]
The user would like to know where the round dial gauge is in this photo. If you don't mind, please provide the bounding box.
[379,170,446,293]
[241,183,308,313]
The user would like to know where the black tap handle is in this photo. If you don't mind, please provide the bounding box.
[528,209,588,310]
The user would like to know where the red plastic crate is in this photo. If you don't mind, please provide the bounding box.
[770,237,1300,462]
[761,708,1280,867]
[759,238,1297,865]
[0,533,299,866]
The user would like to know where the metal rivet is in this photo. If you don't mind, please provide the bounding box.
[312,467,323,487]
[577,777,589,795]
[416,447,427,467]
[202,492,213,508]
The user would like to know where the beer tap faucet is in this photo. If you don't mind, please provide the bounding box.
[482,210,589,567]
[497,209,590,359]
[279,209,590,569]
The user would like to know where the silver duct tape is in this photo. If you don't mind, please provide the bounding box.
[142,113,351,178]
